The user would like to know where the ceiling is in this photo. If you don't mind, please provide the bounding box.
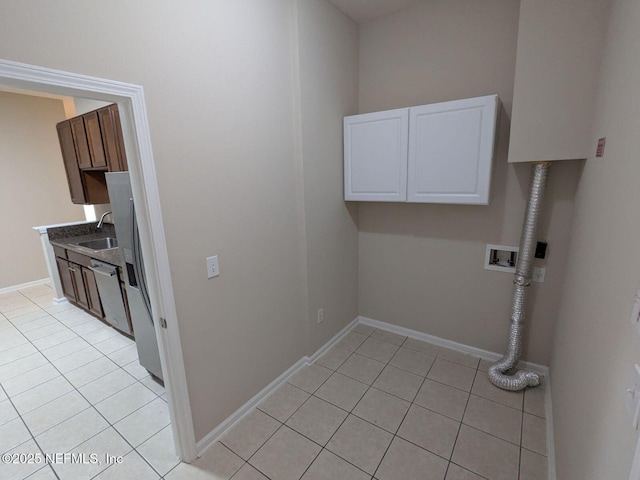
[326,0,426,23]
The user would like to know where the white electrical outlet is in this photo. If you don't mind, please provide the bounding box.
[317,308,324,324]
[631,284,640,337]
[625,364,640,429]
[206,255,219,279]
[532,267,546,283]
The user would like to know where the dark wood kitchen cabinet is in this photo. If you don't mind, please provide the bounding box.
[56,103,128,205]
[82,267,103,318]
[56,121,86,204]
[84,111,107,169]
[98,104,128,172]
[55,256,77,303]
[69,116,92,169]
[54,248,104,320]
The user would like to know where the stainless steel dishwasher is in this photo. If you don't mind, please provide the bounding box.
[89,259,132,335]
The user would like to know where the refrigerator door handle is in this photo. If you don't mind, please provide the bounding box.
[131,198,154,325]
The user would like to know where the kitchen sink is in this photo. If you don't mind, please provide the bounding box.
[77,237,118,250]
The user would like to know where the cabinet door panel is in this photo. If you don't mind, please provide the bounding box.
[56,257,76,303]
[111,105,128,171]
[408,95,498,205]
[344,108,408,201]
[56,121,86,204]
[84,111,107,168]
[98,106,121,172]
[70,117,92,169]
[69,263,89,310]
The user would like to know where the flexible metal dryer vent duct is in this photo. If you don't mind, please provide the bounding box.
[489,162,551,391]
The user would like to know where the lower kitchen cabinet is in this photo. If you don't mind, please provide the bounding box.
[54,248,104,320]
[69,263,90,312]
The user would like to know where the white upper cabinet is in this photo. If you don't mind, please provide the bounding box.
[344,95,498,205]
[344,108,409,202]
[408,95,498,204]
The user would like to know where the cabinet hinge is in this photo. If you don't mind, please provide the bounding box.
[160,317,167,329]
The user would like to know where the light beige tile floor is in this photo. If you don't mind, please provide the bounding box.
[1,285,550,479]
[178,325,547,480]
[188,324,549,480]
[0,285,176,480]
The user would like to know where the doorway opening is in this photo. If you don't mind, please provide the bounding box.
[0,59,196,465]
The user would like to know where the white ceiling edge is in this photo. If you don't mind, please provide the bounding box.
[326,0,425,23]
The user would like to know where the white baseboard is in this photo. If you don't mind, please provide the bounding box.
[0,278,50,295]
[53,297,69,305]
[195,316,359,457]
[545,376,557,480]
[358,316,550,376]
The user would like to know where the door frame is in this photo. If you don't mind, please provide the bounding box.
[0,59,197,462]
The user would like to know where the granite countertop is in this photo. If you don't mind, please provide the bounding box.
[48,222,123,267]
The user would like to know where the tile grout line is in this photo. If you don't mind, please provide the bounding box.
[4,310,118,477]
[232,326,381,479]
[371,333,437,479]
[182,324,544,480]
[336,329,530,478]
[445,366,480,479]
[3,292,168,479]
[303,326,384,479]
[247,343,372,478]
[0,378,61,480]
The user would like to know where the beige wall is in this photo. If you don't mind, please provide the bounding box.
[0,0,361,442]
[357,0,581,365]
[295,0,360,352]
[0,91,85,289]
[551,0,640,476]
[508,0,609,163]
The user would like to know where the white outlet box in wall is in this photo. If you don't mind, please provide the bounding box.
[532,267,546,283]
[484,244,518,273]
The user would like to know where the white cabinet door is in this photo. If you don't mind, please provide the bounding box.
[344,108,409,201]
[407,95,498,205]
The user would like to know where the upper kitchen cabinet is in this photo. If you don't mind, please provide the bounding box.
[344,94,498,205]
[97,104,128,172]
[84,111,107,169]
[56,103,128,204]
[508,0,608,163]
[56,121,86,204]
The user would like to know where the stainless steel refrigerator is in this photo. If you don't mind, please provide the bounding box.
[106,172,163,381]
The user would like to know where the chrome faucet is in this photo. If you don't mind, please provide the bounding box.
[97,211,112,230]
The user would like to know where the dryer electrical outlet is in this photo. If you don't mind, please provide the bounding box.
[206,255,220,279]
[626,364,640,429]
